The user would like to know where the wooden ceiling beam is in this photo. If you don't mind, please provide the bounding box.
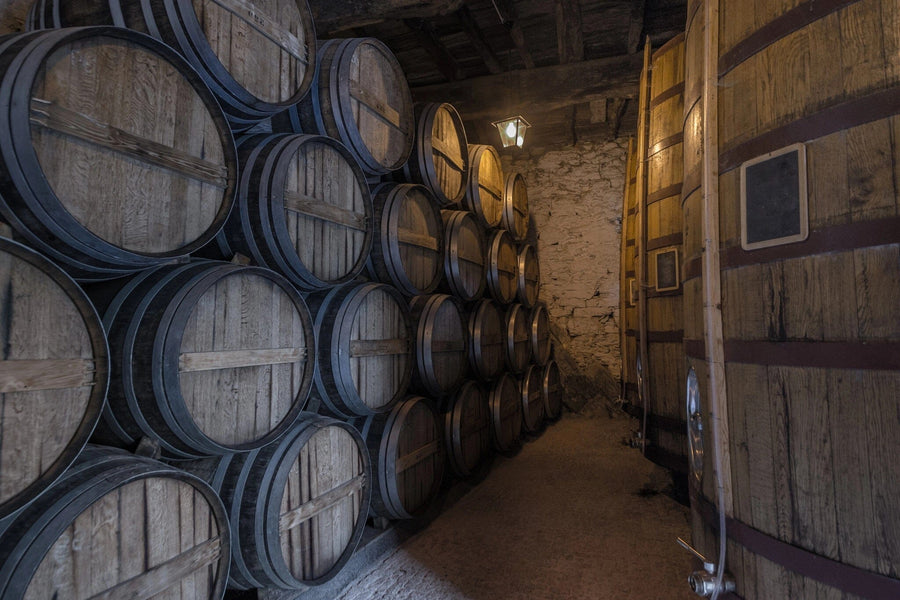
[555,0,584,63]
[627,0,647,54]
[311,0,465,35]
[412,52,642,120]
[492,0,535,69]
[403,18,466,80]
[456,5,504,74]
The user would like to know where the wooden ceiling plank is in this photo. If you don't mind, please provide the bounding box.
[492,0,536,68]
[456,4,504,74]
[412,52,642,120]
[555,0,584,63]
[627,0,647,54]
[404,18,466,81]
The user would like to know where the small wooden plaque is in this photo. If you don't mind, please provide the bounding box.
[740,143,808,251]
[654,248,679,292]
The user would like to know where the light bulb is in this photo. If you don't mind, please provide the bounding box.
[505,122,517,138]
[516,135,524,147]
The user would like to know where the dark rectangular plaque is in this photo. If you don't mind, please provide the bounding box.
[655,248,679,292]
[741,143,808,250]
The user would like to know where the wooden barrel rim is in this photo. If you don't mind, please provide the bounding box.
[410,102,468,206]
[467,299,504,381]
[444,380,491,477]
[371,183,443,296]
[466,144,503,227]
[373,396,443,519]
[263,417,370,587]
[316,282,412,416]
[516,243,540,307]
[486,229,517,304]
[412,294,466,397]
[502,171,529,241]
[504,303,531,374]
[268,133,374,289]
[441,210,486,300]
[0,447,230,598]
[542,360,562,420]
[8,27,236,259]
[0,236,110,519]
[520,364,545,433]
[160,263,314,452]
[489,373,521,453]
[333,38,414,173]
[529,303,551,366]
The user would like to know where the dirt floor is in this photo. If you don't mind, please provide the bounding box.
[334,410,698,600]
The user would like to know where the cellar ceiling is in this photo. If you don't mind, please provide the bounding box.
[309,0,687,149]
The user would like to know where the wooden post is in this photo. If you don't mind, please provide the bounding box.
[635,38,652,449]
[619,137,635,401]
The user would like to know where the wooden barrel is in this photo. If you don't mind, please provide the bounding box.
[368,183,444,297]
[516,243,541,307]
[308,282,413,418]
[358,396,445,520]
[504,303,532,374]
[403,103,469,206]
[92,260,314,459]
[529,303,552,366]
[485,228,518,304]
[0,445,230,598]
[520,365,545,434]
[488,373,522,454]
[281,38,415,175]
[467,298,505,381]
[440,209,487,301]
[409,294,468,398]
[685,1,900,597]
[30,0,317,128]
[541,359,563,421]
[501,171,529,241]
[183,414,370,589]
[0,27,236,280]
[620,138,640,409]
[212,133,373,291]
[443,380,492,477]
[0,237,108,520]
[464,144,504,228]
[638,33,687,474]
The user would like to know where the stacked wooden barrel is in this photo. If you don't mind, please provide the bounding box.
[683,0,900,597]
[0,2,563,595]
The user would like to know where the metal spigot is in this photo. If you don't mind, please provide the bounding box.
[677,538,736,597]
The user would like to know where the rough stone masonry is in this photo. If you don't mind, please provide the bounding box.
[503,138,627,411]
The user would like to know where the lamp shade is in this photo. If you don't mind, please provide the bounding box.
[491,115,531,148]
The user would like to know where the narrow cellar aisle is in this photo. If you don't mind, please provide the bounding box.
[335,412,697,600]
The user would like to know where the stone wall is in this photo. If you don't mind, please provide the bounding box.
[502,139,627,411]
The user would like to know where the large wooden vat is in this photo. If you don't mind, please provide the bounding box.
[0,237,108,520]
[488,373,522,454]
[213,133,373,291]
[0,27,235,280]
[620,138,640,406]
[28,0,317,128]
[467,299,506,381]
[685,1,900,598]
[485,229,518,304]
[440,210,487,301]
[92,260,315,459]
[184,415,370,589]
[282,38,415,176]
[443,380,492,478]
[359,396,445,520]
[0,446,230,598]
[309,282,413,418]
[639,33,688,474]
[409,294,468,398]
[368,183,444,297]
[403,103,469,206]
[465,144,504,228]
